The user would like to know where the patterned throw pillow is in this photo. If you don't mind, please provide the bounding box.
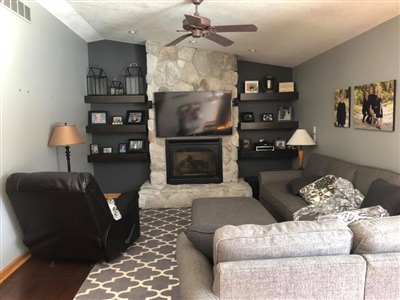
[299,175,336,204]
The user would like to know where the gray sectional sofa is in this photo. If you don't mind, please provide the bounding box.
[259,153,400,222]
[176,154,400,300]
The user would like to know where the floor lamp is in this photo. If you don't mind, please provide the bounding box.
[49,123,85,172]
[286,129,316,170]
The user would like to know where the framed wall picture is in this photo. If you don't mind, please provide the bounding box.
[334,87,351,128]
[245,81,259,93]
[240,112,254,122]
[353,80,396,131]
[240,138,252,151]
[274,139,286,149]
[277,106,293,121]
[261,113,274,122]
[112,116,123,125]
[118,143,127,154]
[126,110,145,124]
[128,139,144,152]
[90,144,99,154]
[89,111,107,125]
[102,146,113,154]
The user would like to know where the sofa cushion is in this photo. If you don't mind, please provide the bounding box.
[348,216,400,254]
[184,224,222,261]
[213,220,353,264]
[286,175,321,195]
[353,166,400,196]
[360,178,400,216]
[303,153,332,176]
[325,159,358,183]
[299,175,336,204]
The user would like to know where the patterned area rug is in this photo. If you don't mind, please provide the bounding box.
[74,207,191,300]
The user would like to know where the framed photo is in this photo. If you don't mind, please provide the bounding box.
[89,111,107,125]
[261,113,274,122]
[274,139,286,149]
[334,87,351,128]
[126,110,145,124]
[102,147,113,154]
[118,143,127,154]
[240,138,252,151]
[278,82,295,92]
[90,144,99,154]
[353,80,396,131]
[128,139,144,152]
[277,106,293,121]
[112,116,123,125]
[240,112,254,122]
[245,81,259,93]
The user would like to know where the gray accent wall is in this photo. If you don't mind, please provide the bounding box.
[1,3,91,270]
[293,16,399,173]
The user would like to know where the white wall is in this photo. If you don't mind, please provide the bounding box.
[0,3,93,270]
[293,17,400,172]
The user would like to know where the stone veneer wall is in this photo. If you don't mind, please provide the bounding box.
[145,41,240,185]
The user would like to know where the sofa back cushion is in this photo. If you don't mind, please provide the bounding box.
[353,166,400,196]
[304,153,332,176]
[213,220,353,265]
[348,216,400,254]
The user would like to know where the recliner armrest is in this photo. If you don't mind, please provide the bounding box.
[259,169,303,185]
[114,191,139,215]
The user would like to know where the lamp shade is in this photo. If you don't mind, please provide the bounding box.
[287,129,316,146]
[49,124,84,146]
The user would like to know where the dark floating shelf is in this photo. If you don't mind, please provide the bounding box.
[239,121,299,130]
[239,149,298,159]
[239,92,299,101]
[85,95,147,104]
[87,153,149,162]
[86,125,147,134]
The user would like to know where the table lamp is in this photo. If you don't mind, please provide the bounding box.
[286,129,316,170]
[49,123,85,172]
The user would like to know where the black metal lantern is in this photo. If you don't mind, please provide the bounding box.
[87,67,108,95]
[110,80,124,95]
[125,63,144,95]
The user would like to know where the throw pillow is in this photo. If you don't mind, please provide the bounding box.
[184,224,222,261]
[299,174,336,204]
[286,175,321,195]
[360,178,400,216]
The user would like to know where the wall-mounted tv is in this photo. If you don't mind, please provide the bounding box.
[154,91,233,137]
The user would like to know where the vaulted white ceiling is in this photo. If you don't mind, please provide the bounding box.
[38,0,399,67]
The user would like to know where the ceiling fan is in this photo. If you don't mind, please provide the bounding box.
[166,0,257,47]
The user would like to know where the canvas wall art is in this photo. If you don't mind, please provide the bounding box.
[334,87,351,128]
[353,80,396,131]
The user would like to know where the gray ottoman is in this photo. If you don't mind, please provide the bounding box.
[192,197,276,225]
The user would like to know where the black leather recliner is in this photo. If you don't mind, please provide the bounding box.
[6,172,140,262]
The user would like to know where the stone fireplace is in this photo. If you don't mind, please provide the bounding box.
[138,41,252,208]
[166,139,223,185]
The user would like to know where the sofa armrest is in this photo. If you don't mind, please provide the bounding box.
[176,233,218,300]
[213,255,366,300]
[259,169,303,185]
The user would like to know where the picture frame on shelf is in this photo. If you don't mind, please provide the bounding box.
[102,146,113,154]
[126,110,145,124]
[240,138,252,151]
[89,111,107,125]
[274,139,287,149]
[112,116,123,125]
[128,139,144,152]
[278,82,295,92]
[118,143,127,154]
[241,112,255,122]
[90,144,99,154]
[245,81,259,93]
[261,113,274,122]
[277,106,293,121]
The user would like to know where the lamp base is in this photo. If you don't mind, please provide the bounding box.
[65,146,71,172]
[298,148,304,170]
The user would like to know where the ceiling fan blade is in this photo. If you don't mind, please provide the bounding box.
[205,33,234,47]
[185,14,202,27]
[213,24,258,33]
[165,33,192,47]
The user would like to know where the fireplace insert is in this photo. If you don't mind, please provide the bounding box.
[166,139,223,184]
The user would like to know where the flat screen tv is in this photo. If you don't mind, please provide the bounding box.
[154,91,233,137]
